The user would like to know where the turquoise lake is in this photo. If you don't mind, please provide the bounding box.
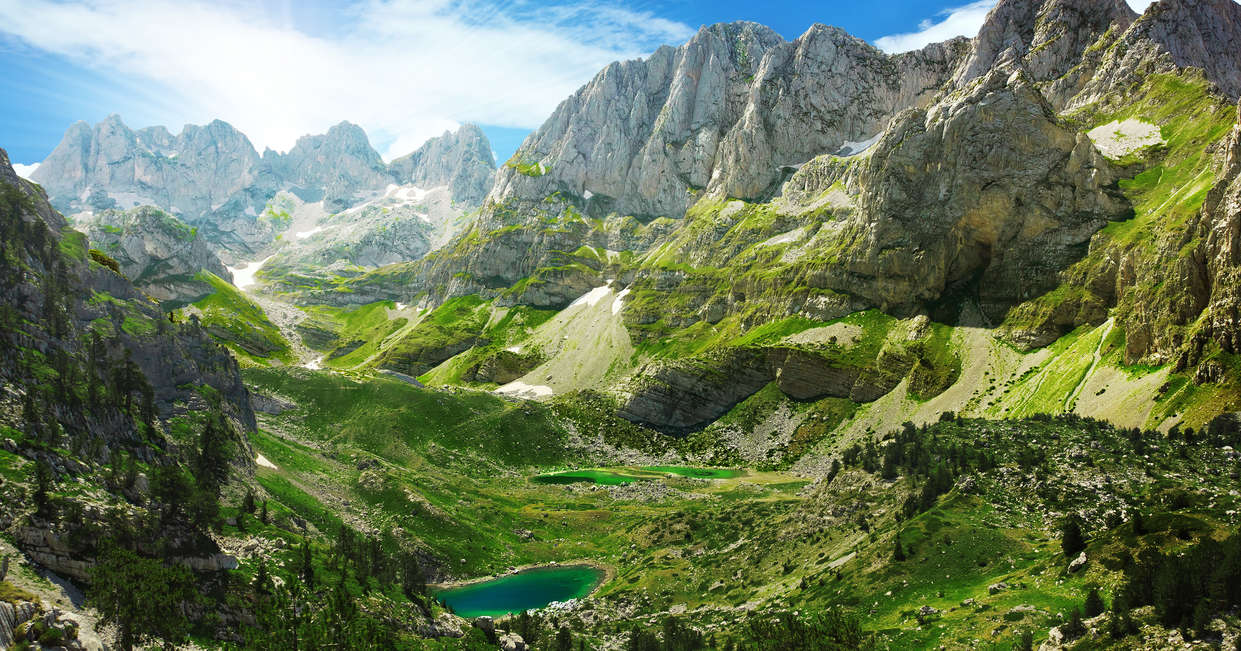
[431,565,605,618]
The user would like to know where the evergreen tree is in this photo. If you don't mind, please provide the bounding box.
[33,459,55,517]
[1084,587,1105,617]
[554,626,573,651]
[1062,607,1086,640]
[260,500,269,525]
[298,540,315,589]
[1131,511,1146,535]
[893,536,906,562]
[1014,630,1033,651]
[1061,514,1086,558]
[242,488,256,514]
[88,544,196,651]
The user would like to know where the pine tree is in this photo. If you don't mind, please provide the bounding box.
[1061,514,1086,558]
[242,488,256,514]
[34,459,55,517]
[260,500,269,525]
[253,559,272,597]
[1131,510,1146,535]
[1014,630,1033,651]
[1063,607,1086,640]
[298,540,315,589]
[554,626,573,651]
[1084,587,1105,617]
[893,536,906,562]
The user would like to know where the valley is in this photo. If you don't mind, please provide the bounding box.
[3,0,1241,649]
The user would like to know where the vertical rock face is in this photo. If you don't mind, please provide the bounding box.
[827,69,1131,322]
[486,21,970,220]
[269,121,392,210]
[389,124,496,206]
[1075,0,1241,104]
[1184,100,1241,368]
[954,0,1137,90]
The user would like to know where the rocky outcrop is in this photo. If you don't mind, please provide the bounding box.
[819,69,1131,323]
[0,145,256,439]
[1179,99,1241,368]
[389,124,496,206]
[75,206,230,305]
[0,601,86,651]
[614,346,909,434]
[466,349,546,385]
[487,22,968,220]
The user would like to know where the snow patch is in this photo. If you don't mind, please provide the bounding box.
[1087,119,1164,159]
[838,134,881,157]
[303,356,324,370]
[395,302,408,310]
[11,162,40,179]
[255,454,277,470]
[613,287,631,315]
[495,381,554,399]
[569,285,612,308]
[227,255,276,290]
[506,346,522,353]
[294,225,326,239]
[758,227,807,248]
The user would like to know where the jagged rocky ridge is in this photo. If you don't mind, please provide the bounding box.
[31,117,496,261]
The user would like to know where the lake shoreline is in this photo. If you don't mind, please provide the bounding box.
[429,559,614,593]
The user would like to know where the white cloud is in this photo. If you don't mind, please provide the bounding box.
[0,0,694,161]
[1127,0,1156,11]
[874,0,997,54]
[11,162,40,179]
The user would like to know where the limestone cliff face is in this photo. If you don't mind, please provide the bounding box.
[486,22,969,220]
[389,124,496,206]
[1182,100,1241,373]
[831,69,1130,322]
[955,0,1137,93]
[1076,0,1241,105]
[76,206,231,305]
[266,121,392,211]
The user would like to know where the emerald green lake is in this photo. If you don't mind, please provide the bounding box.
[431,565,605,618]
[530,466,743,485]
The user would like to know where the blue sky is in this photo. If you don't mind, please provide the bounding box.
[0,0,1155,170]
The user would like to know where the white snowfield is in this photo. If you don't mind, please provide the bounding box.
[569,285,612,308]
[1087,119,1165,159]
[613,287,630,315]
[294,225,326,239]
[839,133,881,157]
[227,255,276,289]
[255,454,277,469]
[495,381,554,399]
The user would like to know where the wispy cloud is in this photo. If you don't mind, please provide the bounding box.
[0,0,694,160]
[873,0,996,54]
